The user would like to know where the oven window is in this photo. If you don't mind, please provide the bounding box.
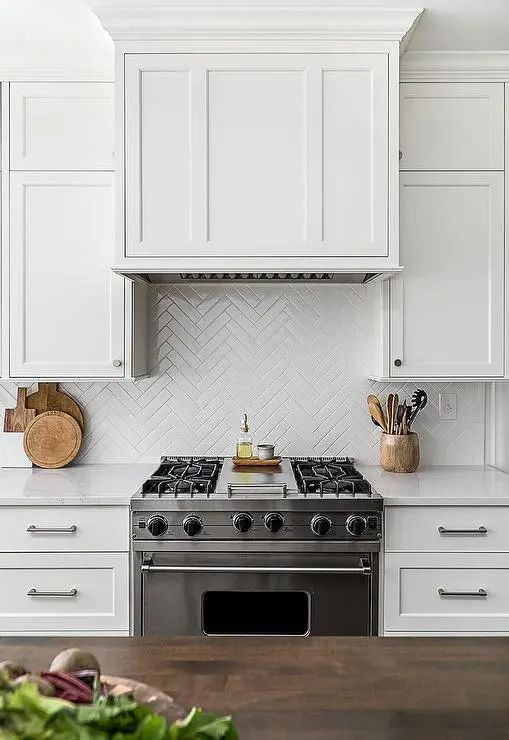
[202,591,310,636]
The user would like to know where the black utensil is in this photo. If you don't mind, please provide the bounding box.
[409,389,427,426]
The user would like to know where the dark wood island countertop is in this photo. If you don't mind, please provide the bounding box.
[1,636,508,739]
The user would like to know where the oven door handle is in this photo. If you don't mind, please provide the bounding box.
[141,558,371,576]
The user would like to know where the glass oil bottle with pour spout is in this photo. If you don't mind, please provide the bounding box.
[236,413,253,459]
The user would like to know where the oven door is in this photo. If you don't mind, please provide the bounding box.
[138,551,377,636]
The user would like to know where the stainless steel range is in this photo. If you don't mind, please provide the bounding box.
[131,457,382,637]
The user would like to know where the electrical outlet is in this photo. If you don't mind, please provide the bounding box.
[439,393,457,420]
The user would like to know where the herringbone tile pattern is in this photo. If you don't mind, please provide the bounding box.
[0,284,486,465]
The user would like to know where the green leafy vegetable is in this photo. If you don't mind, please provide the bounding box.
[0,673,238,740]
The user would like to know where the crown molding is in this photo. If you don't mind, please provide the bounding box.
[92,5,423,44]
[0,67,113,82]
[401,51,509,82]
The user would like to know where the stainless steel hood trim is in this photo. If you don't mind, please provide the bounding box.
[113,268,402,285]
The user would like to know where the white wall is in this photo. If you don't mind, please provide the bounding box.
[0,0,112,75]
[1,0,509,76]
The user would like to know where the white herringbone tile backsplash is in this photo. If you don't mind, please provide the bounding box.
[0,284,486,465]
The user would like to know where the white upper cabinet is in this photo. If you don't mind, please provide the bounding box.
[400,83,504,171]
[9,171,125,378]
[124,53,389,260]
[391,171,504,378]
[10,83,114,170]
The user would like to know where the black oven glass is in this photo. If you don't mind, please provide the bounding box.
[202,591,310,635]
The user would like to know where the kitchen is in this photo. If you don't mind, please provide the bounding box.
[1,0,509,737]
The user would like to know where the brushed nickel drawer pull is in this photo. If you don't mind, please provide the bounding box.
[438,588,487,598]
[27,588,78,597]
[27,525,77,534]
[227,483,288,498]
[438,526,487,536]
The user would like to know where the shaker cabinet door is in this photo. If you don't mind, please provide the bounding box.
[10,83,114,171]
[390,171,504,378]
[9,171,125,378]
[124,53,389,259]
[400,83,504,171]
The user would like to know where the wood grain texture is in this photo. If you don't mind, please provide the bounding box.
[23,410,82,468]
[1,637,509,740]
[232,457,282,467]
[26,383,84,430]
[3,388,36,433]
[380,431,420,473]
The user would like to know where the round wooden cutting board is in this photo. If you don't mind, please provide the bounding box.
[23,410,82,468]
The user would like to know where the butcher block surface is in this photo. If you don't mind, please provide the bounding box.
[0,636,508,739]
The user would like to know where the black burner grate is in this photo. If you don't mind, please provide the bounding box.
[291,457,372,497]
[142,457,222,497]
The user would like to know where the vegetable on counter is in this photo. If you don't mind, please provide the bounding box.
[0,648,238,740]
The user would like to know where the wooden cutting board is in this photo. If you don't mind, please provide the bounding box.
[23,411,82,469]
[26,383,84,430]
[233,457,282,467]
[4,387,36,432]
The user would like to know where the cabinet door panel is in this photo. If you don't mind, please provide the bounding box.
[0,552,128,634]
[385,553,509,632]
[391,172,504,377]
[10,83,114,170]
[125,53,388,258]
[400,83,504,171]
[10,172,124,378]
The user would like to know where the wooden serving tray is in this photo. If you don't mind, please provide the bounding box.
[233,456,282,467]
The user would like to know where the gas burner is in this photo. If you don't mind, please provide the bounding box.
[291,457,372,497]
[142,457,222,497]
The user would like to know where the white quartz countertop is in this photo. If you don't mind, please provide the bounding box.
[0,464,155,505]
[1,462,509,507]
[359,465,509,506]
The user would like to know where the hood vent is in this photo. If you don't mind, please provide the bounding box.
[126,272,380,285]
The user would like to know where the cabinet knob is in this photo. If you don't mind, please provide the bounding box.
[399,150,402,160]
[394,359,402,367]
[112,359,122,368]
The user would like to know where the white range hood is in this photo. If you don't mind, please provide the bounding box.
[92,4,423,284]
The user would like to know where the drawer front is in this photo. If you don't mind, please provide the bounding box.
[385,506,509,552]
[10,82,114,170]
[0,506,129,553]
[0,553,128,632]
[385,552,509,632]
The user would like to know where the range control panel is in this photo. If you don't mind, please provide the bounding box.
[131,510,382,541]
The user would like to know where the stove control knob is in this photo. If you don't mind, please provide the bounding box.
[346,515,367,537]
[264,512,284,533]
[311,515,332,537]
[233,513,253,533]
[147,515,168,537]
[182,515,203,537]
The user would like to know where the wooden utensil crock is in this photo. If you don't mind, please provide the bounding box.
[380,432,420,473]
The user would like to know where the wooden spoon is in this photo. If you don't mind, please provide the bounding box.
[368,400,388,433]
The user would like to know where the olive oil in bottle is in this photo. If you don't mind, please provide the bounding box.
[236,413,253,458]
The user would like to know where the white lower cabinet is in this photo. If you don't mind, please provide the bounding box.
[0,504,130,636]
[0,552,128,635]
[384,505,509,635]
[385,552,509,633]
[9,171,125,378]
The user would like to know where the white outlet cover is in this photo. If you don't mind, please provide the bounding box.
[439,393,457,421]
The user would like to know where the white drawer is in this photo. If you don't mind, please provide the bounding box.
[10,83,114,170]
[385,506,509,552]
[0,506,129,553]
[385,552,509,632]
[0,552,128,633]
